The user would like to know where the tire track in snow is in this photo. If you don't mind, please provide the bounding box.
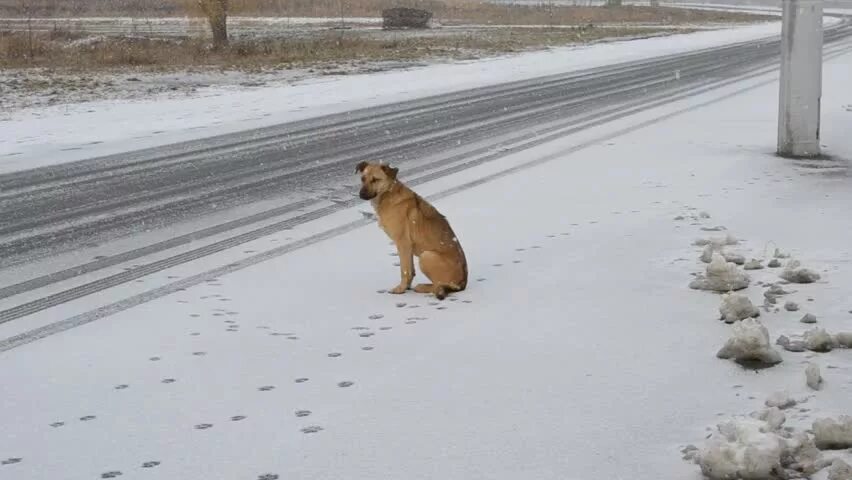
[3,40,852,352]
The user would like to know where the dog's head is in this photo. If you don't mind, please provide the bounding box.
[355,161,398,200]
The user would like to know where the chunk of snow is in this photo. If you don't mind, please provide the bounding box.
[804,328,835,352]
[800,313,817,324]
[700,211,711,219]
[776,335,806,353]
[774,248,791,259]
[766,285,791,296]
[725,252,746,266]
[784,301,800,312]
[768,259,782,268]
[753,407,787,431]
[833,332,852,348]
[719,293,760,323]
[691,253,750,292]
[700,245,745,265]
[805,363,822,391]
[694,234,739,248]
[717,318,782,367]
[813,416,852,450]
[695,410,823,480]
[784,431,824,476]
[701,244,716,263]
[744,259,764,271]
[780,265,821,284]
[765,391,796,410]
[697,417,784,480]
[828,459,852,480]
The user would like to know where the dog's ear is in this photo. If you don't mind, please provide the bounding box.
[381,164,399,180]
[355,161,368,173]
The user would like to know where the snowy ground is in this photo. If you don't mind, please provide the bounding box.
[0,20,803,174]
[1,32,851,480]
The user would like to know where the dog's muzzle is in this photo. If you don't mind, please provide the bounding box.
[359,187,375,200]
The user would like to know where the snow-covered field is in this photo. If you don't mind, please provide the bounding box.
[0,20,799,174]
[1,28,851,480]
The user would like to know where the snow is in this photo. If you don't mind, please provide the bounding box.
[716,318,782,367]
[780,264,822,284]
[0,34,851,480]
[829,459,852,480]
[696,410,825,480]
[697,416,785,480]
[804,328,836,353]
[0,21,787,174]
[701,244,744,265]
[719,293,760,323]
[764,391,795,410]
[695,233,740,248]
[691,252,751,292]
[743,259,764,271]
[814,417,852,450]
[806,362,823,391]
[836,332,852,348]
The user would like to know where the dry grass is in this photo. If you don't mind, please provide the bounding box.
[0,0,770,26]
[0,26,680,71]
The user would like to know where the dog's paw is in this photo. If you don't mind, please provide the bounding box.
[389,285,408,294]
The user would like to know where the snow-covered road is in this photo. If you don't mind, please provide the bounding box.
[1,24,851,480]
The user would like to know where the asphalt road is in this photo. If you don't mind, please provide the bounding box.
[1,17,852,326]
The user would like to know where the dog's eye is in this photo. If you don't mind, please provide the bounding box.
[371,178,378,183]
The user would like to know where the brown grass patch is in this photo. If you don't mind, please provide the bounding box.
[0,26,682,71]
[0,0,771,26]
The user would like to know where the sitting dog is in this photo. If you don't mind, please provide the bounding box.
[356,161,467,300]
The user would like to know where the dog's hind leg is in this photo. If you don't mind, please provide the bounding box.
[417,251,462,300]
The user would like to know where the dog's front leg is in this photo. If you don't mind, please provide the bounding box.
[389,243,415,294]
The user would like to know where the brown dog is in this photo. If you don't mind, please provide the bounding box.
[356,161,467,300]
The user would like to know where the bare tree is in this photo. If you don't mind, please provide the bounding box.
[198,0,229,49]
[17,0,35,61]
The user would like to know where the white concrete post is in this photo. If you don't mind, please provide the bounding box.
[777,0,823,158]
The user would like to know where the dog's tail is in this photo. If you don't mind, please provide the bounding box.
[435,282,464,301]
